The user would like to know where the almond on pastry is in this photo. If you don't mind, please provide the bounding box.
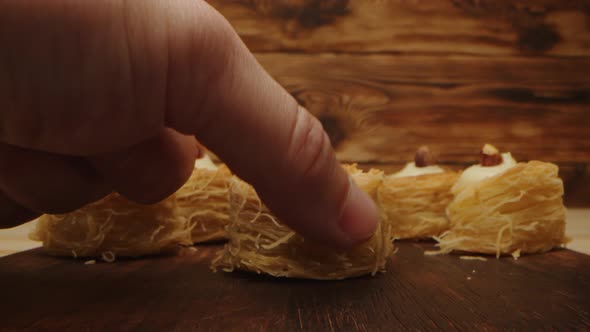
[430,144,568,258]
[377,146,459,240]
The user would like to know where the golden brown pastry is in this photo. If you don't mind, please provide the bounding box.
[177,155,231,243]
[212,164,394,280]
[431,144,568,258]
[377,146,459,239]
[30,193,192,259]
[30,154,232,259]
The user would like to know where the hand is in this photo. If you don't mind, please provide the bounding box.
[0,0,378,248]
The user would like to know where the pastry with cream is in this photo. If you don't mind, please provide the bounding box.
[432,144,568,258]
[212,164,394,280]
[377,146,459,239]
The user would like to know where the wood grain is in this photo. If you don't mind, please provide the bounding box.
[253,53,590,163]
[1,242,588,331]
[205,0,590,206]
[208,0,590,56]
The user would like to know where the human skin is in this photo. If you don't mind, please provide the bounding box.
[0,0,378,249]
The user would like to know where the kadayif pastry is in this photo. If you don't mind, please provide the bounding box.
[30,193,192,260]
[432,144,567,258]
[30,153,231,260]
[377,146,459,239]
[212,165,394,280]
[178,154,231,243]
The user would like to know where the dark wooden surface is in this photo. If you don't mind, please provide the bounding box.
[204,0,590,206]
[1,242,589,331]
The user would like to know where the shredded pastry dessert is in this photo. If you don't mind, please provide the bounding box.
[30,193,192,258]
[177,163,231,243]
[30,155,232,258]
[430,145,568,257]
[378,146,459,239]
[212,165,394,280]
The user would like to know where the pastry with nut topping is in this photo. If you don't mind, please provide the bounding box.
[377,146,459,240]
[431,144,568,258]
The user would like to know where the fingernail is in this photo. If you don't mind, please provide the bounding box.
[337,182,379,245]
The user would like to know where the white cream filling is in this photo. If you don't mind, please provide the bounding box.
[194,153,218,171]
[392,162,444,178]
[453,152,517,193]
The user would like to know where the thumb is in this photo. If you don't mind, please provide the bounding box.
[164,2,379,248]
[0,0,378,248]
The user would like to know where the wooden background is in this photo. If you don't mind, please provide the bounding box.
[206,0,590,207]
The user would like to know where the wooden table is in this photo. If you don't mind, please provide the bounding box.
[1,241,588,331]
[0,209,589,330]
